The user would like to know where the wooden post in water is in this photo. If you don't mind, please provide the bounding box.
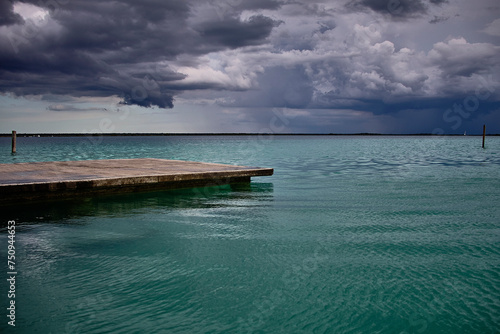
[11,131,16,153]
[482,125,486,149]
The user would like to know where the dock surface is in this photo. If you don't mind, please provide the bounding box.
[0,158,273,203]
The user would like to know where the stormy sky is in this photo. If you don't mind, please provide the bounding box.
[0,0,499,134]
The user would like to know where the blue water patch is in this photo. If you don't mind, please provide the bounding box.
[1,136,499,333]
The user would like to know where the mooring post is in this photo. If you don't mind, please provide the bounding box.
[482,125,486,149]
[12,130,16,153]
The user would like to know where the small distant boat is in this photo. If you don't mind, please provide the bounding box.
[464,131,466,136]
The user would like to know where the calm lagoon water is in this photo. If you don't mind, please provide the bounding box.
[0,135,499,333]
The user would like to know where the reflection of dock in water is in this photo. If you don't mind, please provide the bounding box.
[0,182,274,225]
[0,158,273,204]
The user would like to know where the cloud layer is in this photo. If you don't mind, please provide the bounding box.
[0,0,499,133]
[0,0,281,108]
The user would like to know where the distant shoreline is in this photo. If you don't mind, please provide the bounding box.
[1,133,499,137]
[0,133,499,137]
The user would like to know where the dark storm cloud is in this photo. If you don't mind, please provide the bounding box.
[196,15,281,48]
[1,0,500,135]
[216,0,283,15]
[346,0,444,18]
[0,0,279,108]
[0,0,23,26]
[240,0,283,11]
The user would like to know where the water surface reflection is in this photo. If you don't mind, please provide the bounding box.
[0,182,274,228]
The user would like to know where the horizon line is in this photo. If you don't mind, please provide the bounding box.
[1,132,499,137]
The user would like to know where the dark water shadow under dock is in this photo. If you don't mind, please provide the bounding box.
[0,182,274,228]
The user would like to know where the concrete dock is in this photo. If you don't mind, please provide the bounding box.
[0,158,273,204]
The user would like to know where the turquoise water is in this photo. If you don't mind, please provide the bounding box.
[1,135,499,333]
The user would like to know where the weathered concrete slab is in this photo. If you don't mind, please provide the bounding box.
[0,158,273,204]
